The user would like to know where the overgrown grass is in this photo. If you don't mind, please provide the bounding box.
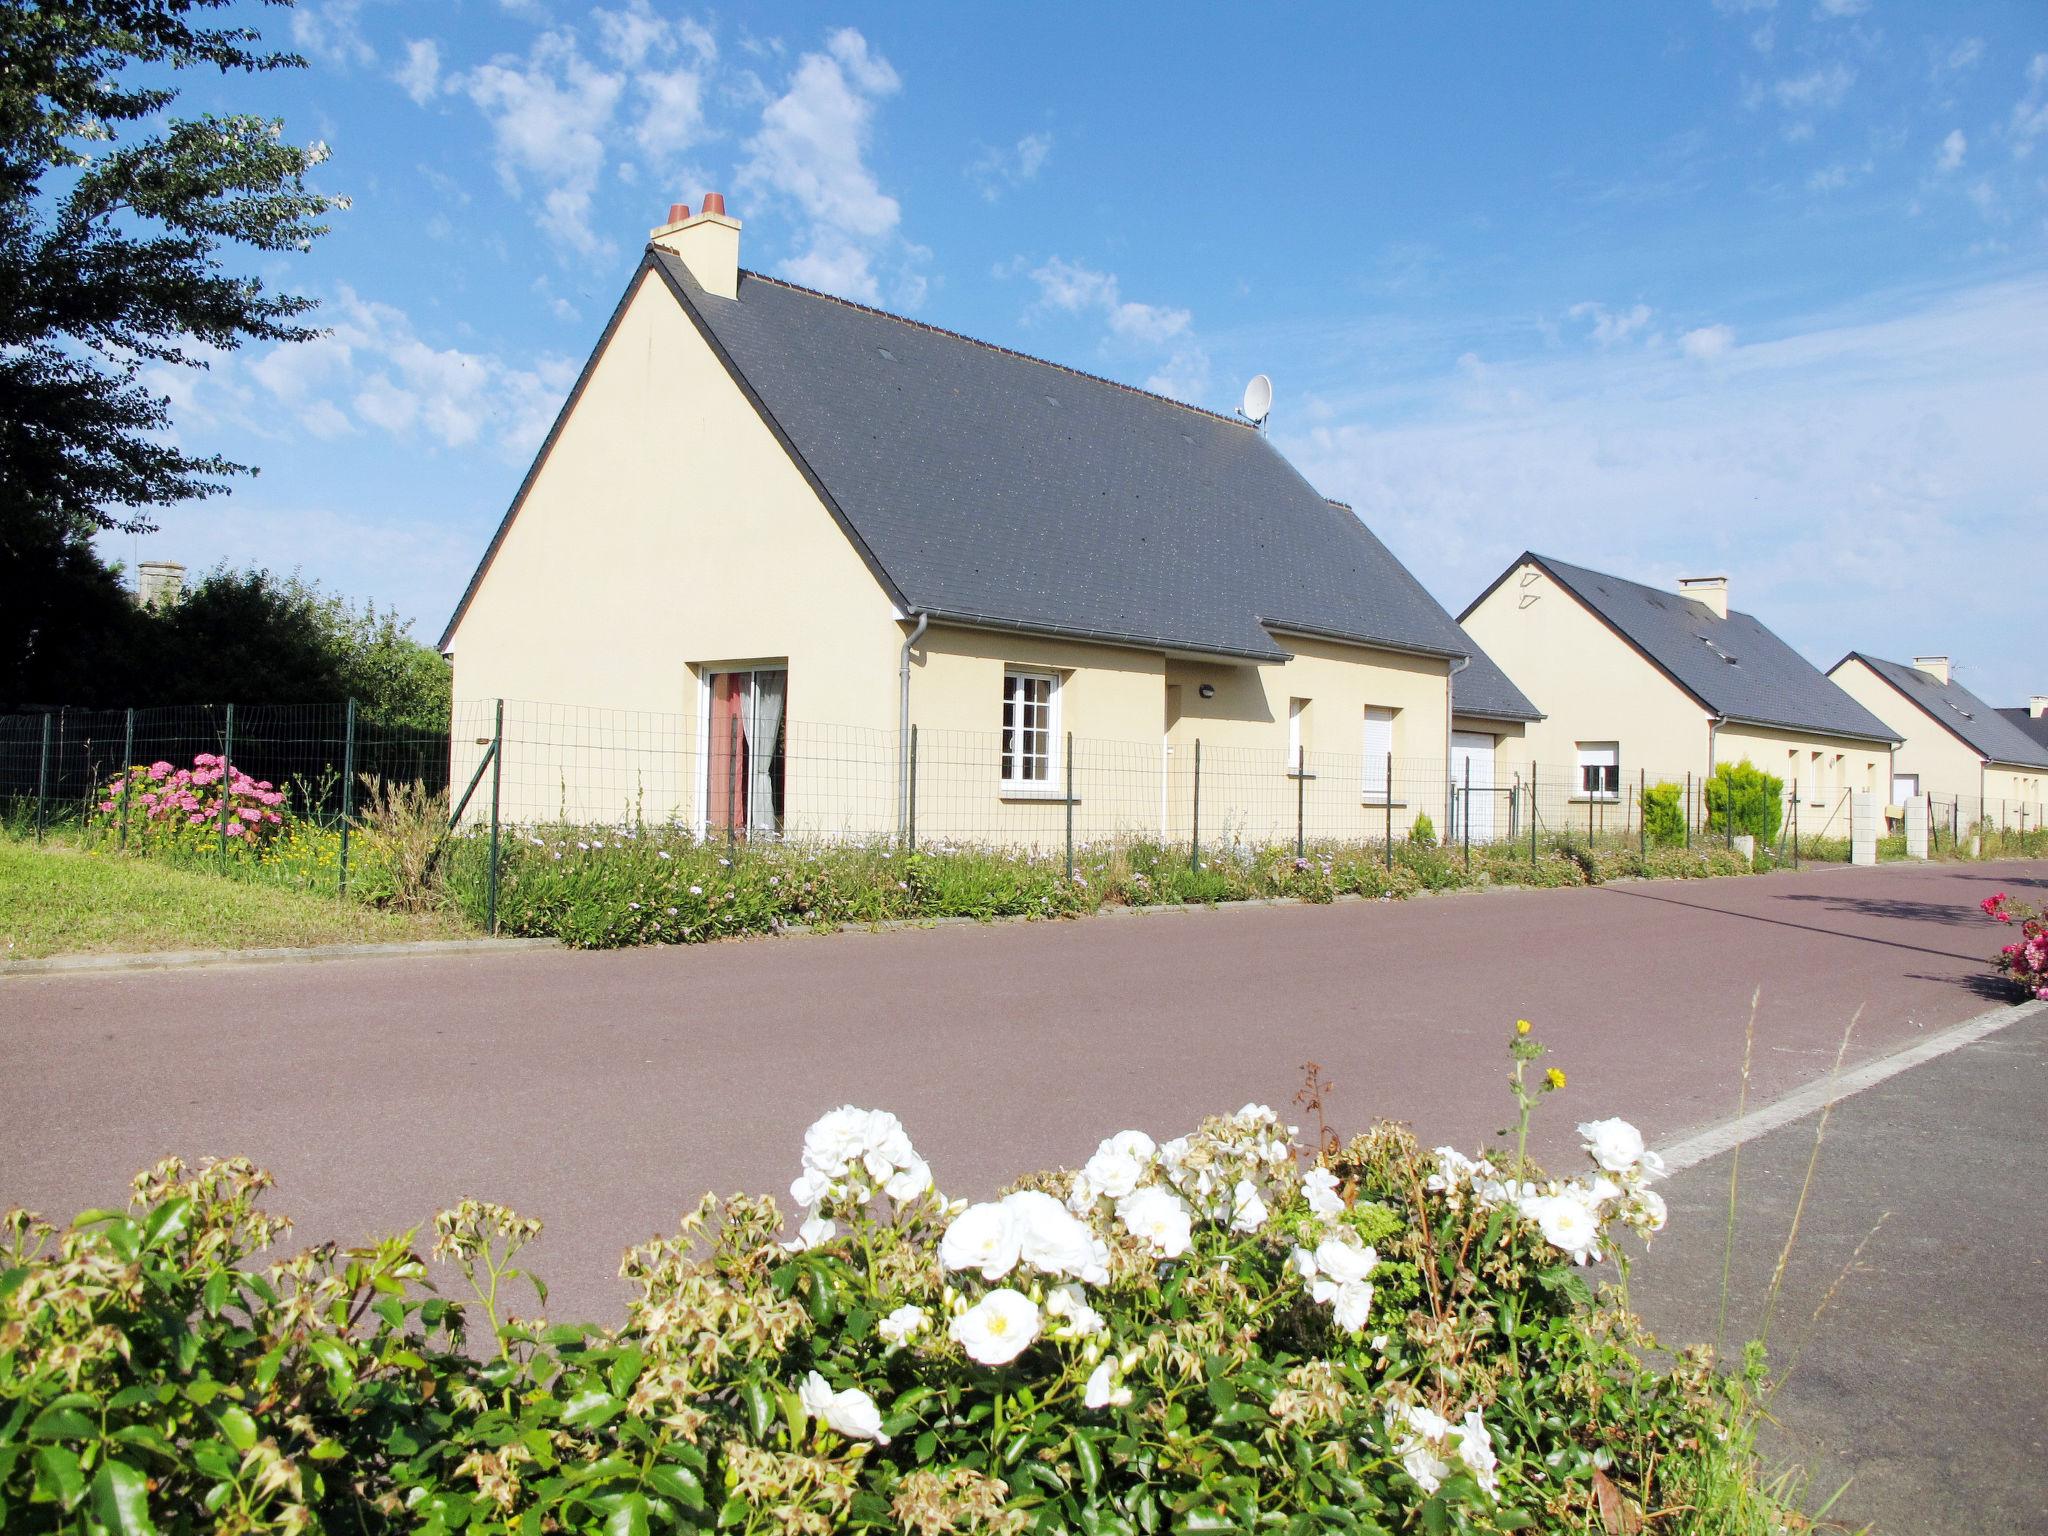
[0,837,467,960]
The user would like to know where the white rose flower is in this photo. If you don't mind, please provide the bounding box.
[1001,1190,1110,1282]
[782,1212,836,1252]
[1312,1234,1378,1286]
[1044,1283,1106,1339]
[1319,1277,1374,1333]
[1630,1187,1668,1233]
[949,1288,1041,1366]
[1577,1117,1652,1176]
[1228,1178,1269,1233]
[1083,1359,1133,1410]
[877,1304,929,1346]
[799,1371,890,1443]
[1301,1167,1345,1217]
[1116,1186,1193,1259]
[1384,1403,1455,1495]
[884,1156,933,1203]
[1289,1245,1319,1281]
[1530,1192,1603,1264]
[1456,1408,1500,1496]
[1080,1131,1156,1201]
[939,1202,1021,1280]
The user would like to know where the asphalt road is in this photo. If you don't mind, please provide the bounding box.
[1630,1002,2048,1536]
[3,858,2041,1331]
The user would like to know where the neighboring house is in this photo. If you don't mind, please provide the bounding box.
[1827,655,2048,816]
[440,196,1530,844]
[1459,554,1899,826]
[1996,697,2048,757]
[1448,636,1543,843]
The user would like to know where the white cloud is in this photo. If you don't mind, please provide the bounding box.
[292,0,374,68]
[1937,129,1967,172]
[1568,301,1653,346]
[2014,54,2048,155]
[967,132,1054,201]
[1711,0,1776,13]
[738,28,913,304]
[1020,256,1207,401]
[1815,0,1867,16]
[1680,324,1735,361]
[1941,38,1984,75]
[394,39,441,106]
[457,30,627,257]
[1283,277,2048,704]
[1772,63,1855,112]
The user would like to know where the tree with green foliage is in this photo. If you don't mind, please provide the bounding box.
[1,0,341,701]
[1640,780,1686,846]
[1704,760,1784,844]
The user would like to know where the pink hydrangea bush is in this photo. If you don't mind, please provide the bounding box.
[1982,892,2048,1000]
[90,752,288,851]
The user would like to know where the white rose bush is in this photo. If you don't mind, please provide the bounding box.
[0,1024,1784,1535]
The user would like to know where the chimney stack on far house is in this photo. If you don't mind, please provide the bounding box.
[135,560,185,609]
[1677,574,1728,620]
[2030,695,2048,718]
[650,192,740,301]
[1913,655,1952,687]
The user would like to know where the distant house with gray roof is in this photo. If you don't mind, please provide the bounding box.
[1460,553,1899,822]
[1828,653,2048,818]
[441,194,1534,843]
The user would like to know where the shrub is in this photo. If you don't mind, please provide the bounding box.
[1640,781,1686,847]
[86,753,286,852]
[1408,812,1436,849]
[348,776,451,910]
[1983,892,2048,1000]
[0,1032,1795,1535]
[1702,761,1782,844]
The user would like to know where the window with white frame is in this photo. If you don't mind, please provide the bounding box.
[1577,742,1620,801]
[1362,706,1395,802]
[1001,670,1059,790]
[1287,698,1309,771]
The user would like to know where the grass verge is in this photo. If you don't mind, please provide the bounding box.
[0,837,469,961]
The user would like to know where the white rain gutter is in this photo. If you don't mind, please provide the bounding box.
[898,610,929,835]
[1446,655,1470,833]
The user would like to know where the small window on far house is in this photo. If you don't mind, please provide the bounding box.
[1363,706,1395,802]
[1577,742,1620,801]
[1287,698,1309,770]
[1001,670,1059,789]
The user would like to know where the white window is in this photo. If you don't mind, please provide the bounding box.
[1362,706,1394,802]
[1001,670,1059,790]
[1807,752,1823,803]
[1892,773,1920,803]
[1577,742,1620,801]
[1287,698,1309,770]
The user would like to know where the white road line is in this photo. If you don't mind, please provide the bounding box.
[1655,998,2046,1175]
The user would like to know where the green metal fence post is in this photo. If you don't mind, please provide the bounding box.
[1684,772,1692,849]
[727,714,739,859]
[118,708,135,852]
[1792,788,1799,868]
[1462,756,1471,870]
[338,699,357,896]
[1638,768,1646,858]
[218,703,235,872]
[906,724,917,852]
[35,712,51,844]
[1190,739,1201,874]
[1064,731,1075,881]
[1528,761,1537,863]
[1295,745,1306,861]
[487,699,504,935]
[1386,752,1395,870]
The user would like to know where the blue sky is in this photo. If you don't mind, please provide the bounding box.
[114,0,2048,702]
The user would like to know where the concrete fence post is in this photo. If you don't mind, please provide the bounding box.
[1850,789,1878,866]
[1905,791,1929,860]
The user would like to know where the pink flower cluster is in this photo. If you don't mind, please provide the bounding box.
[94,753,286,841]
[1982,893,2048,1001]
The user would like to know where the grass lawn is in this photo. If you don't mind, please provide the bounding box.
[0,838,471,961]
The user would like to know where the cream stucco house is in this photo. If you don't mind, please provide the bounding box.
[439,196,1536,845]
[1459,554,1899,832]
[1827,654,2048,820]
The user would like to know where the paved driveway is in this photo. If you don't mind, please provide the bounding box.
[4,859,2040,1325]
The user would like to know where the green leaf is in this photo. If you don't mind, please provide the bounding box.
[202,1270,230,1317]
[609,1344,643,1399]
[91,1459,158,1536]
[305,1335,356,1393]
[110,1425,176,1460]
[34,1445,85,1510]
[644,1463,705,1510]
[741,1379,773,1440]
[1072,1433,1102,1494]
[142,1198,192,1249]
[603,1492,650,1536]
[28,1404,94,1442]
[212,1405,258,1453]
[560,1390,623,1430]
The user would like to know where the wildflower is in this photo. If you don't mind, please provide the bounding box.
[1115,1186,1193,1259]
[1516,1018,1532,1035]
[949,1288,1040,1365]
[1083,1359,1133,1409]
[689,885,703,895]
[878,1305,930,1347]
[658,850,672,860]
[798,1371,889,1443]
[1527,1191,1602,1264]
[1545,1068,1567,1090]
[1302,1167,1346,1217]
[939,1202,1022,1280]
[1577,1117,1665,1180]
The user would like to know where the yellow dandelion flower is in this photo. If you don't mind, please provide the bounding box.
[1545,1068,1566,1090]
[1515,1019,1533,1035]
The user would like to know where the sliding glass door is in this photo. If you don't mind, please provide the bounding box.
[706,668,786,836]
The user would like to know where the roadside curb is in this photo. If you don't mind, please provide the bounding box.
[1,936,560,979]
[1653,996,2046,1174]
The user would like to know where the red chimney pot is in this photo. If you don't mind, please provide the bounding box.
[700,191,727,217]
[666,201,690,224]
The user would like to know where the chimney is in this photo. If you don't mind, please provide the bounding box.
[649,192,740,301]
[2030,695,2048,719]
[1913,655,1951,687]
[1677,574,1728,620]
[135,560,185,609]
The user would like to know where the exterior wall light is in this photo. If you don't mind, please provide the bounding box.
[1198,683,1216,699]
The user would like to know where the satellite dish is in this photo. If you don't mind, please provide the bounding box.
[1239,373,1273,425]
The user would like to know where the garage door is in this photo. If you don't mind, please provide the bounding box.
[1451,731,1496,842]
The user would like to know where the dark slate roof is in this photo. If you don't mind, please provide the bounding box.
[1465,553,1900,745]
[1452,631,1542,722]
[629,254,1479,664]
[1843,655,2048,768]
[1996,708,2048,753]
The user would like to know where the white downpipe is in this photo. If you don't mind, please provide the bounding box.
[898,611,929,837]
